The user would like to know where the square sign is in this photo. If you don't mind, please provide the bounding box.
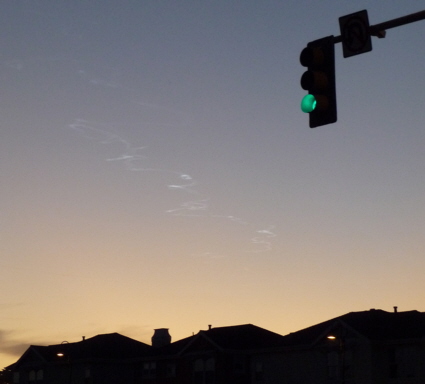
[339,10,372,58]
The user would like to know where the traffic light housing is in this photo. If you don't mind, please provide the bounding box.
[300,36,337,128]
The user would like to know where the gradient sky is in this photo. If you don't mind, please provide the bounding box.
[1,0,425,368]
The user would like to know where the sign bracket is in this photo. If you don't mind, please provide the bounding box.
[334,9,425,46]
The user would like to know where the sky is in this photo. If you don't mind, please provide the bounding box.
[1,0,425,368]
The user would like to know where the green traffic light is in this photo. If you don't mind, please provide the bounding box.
[301,94,317,113]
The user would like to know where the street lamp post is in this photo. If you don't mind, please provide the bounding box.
[327,335,345,384]
[57,342,73,384]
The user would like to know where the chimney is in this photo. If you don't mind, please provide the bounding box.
[394,306,398,313]
[208,325,212,330]
[82,336,85,341]
[152,328,171,348]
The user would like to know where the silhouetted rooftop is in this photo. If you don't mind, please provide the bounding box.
[151,324,286,357]
[13,309,425,368]
[199,324,286,350]
[283,309,425,346]
[16,333,152,366]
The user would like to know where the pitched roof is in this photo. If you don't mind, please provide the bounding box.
[13,309,425,367]
[200,324,286,350]
[164,324,286,355]
[14,333,152,366]
[342,309,425,340]
[282,309,425,347]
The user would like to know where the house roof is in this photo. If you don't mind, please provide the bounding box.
[282,309,425,347]
[199,324,286,350]
[155,324,286,356]
[138,324,287,360]
[14,333,152,367]
[12,309,425,368]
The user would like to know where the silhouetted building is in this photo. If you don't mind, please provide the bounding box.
[134,324,286,384]
[252,308,425,383]
[8,308,425,383]
[10,333,151,384]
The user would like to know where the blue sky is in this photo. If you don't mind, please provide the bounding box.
[1,0,424,367]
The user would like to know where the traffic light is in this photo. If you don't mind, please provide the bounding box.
[300,36,337,128]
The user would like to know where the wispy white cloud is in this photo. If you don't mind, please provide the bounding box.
[66,118,277,257]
